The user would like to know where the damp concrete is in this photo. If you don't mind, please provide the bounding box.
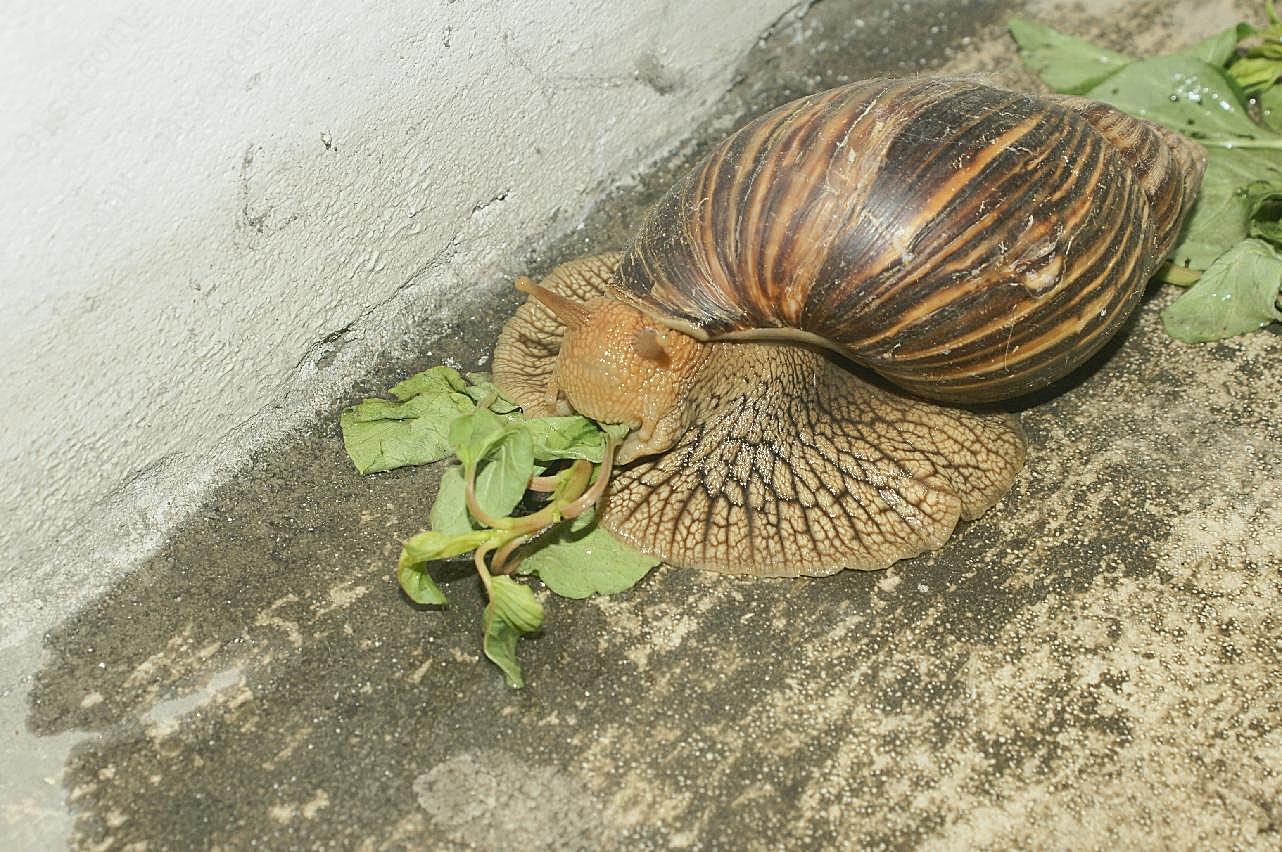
[8,0,1282,848]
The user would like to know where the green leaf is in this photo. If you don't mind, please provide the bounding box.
[482,604,526,688]
[429,466,475,535]
[340,392,474,474]
[1260,83,1282,133]
[1248,186,1282,246]
[599,422,632,444]
[519,511,659,599]
[1084,56,1282,269]
[1162,238,1282,341]
[340,367,476,474]
[463,372,521,414]
[1228,55,1282,95]
[395,527,496,605]
[481,578,544,688]
[388,366,467,402]
[397,561,448,606]
[525,416,611,462]
[489,575,545,633]
[1174,24,1246,67]
[1009,17,1133,94]
[1086,57,1266,141]
[448,407,509,469]
[474,427,536,519]
[1173,164,1263,271]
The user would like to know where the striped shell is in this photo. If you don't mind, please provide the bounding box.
[611,77,1206,402]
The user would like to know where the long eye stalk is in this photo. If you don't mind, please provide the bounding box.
[515,276,591,329]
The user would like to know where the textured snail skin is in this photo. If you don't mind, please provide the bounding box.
[494,253,1025,576]
[614,77,1206,402]
[491,77,1206,576]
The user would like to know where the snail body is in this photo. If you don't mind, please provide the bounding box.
[493,77,1205,576]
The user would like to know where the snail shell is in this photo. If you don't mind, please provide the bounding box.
[611,77,1205,402]
[492,77,1206,577]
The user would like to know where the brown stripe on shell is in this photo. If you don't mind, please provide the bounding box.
[1048,95,1206,258]
[860,120,1153,399]
[613,77,1206,403]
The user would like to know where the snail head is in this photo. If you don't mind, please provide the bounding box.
[512,275,710,463]
[493,251,1028,578]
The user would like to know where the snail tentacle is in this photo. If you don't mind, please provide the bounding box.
[493,251,623,417]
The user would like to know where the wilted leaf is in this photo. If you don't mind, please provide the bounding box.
[463,372,521,414]
[526,416,612,462]
[340,368,475,474]
[489,575,545,634]
[483,604,528,688]
[388,366,468,402]
[397,562,448,606]
[401,529,494,565]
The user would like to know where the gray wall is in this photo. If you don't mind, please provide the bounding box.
[0,0,803,650]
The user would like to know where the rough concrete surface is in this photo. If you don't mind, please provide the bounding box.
[0,0,798,654]
[7,0,1282,848]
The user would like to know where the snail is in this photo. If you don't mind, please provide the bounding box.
[491,77,1206,577]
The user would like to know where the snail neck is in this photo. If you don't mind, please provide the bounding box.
[537,294,712,463]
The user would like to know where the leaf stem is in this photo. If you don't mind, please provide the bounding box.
[464,463,513,529]
[528,474,561,492]
[473,540,496,594]
[1199,138,1282,150]
[561,439,619,520]
[490,534,528,575]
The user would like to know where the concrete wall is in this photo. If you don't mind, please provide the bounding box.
[0,0,804,650]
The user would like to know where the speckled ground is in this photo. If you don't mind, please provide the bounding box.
[22,0,1282,848]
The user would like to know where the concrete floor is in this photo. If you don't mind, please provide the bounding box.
[6,0,1281,848]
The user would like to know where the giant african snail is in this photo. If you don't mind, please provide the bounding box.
[492,77,1206,577]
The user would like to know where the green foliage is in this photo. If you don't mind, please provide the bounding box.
[339,367,475,474]
[1006,18,1132,93]
[1088,55,1282,271]
[341,370,658,687]
[1011,11,1282,341]
[1162,238,1282,340]
[518,511,660,599]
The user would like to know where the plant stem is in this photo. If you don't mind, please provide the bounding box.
[473,540,496,594]
[1200,139,1282,150]
[561,439,619,520]
[528,474,561,492]
[490,534,528,575]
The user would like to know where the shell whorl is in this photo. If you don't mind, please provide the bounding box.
[612,77,1206,403]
